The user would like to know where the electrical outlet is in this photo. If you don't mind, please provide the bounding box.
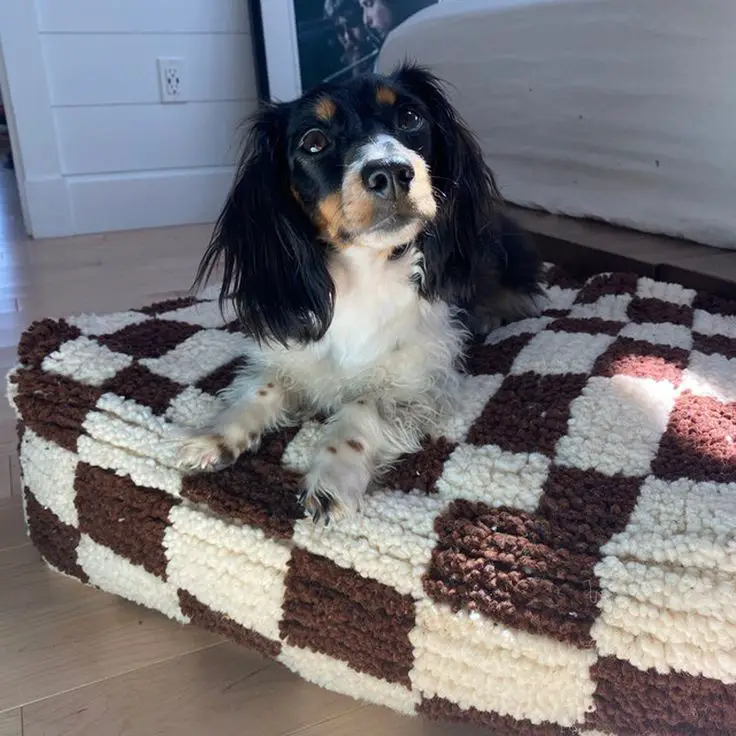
[157,57,185,103]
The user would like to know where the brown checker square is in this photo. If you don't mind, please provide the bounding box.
[101,363,184,415]
[542,308,571,319]
[16,419,25,457]
[222,319,244,333]
[17,318,82,368]
[693,332,736,359]
[537,466,643,556]
[181,427,303,540]
[195,357,245,396]
[545,265,582,291]
[280,548,415,686]
[178,589,281,659]
[467,372,588,457]
[548,317,623,336]
[424,499,600,647]
[11,367,103,452]
[419,697,575,736]
[137,295,202,316]
[75,463,179,579]
[24,488,88,582]
[651,391,736,483]
[465,334,534,376]
[627,296,693,327]
[693,291,736,317]
[592,336,689,385]
[575,272,639,304]
[381,437,457,494]
[98,319,203,359]
[586,656,736,736]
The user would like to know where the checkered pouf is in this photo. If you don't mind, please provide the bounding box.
[7,267,736,735]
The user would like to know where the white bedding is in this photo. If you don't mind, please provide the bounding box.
[378,0,736,249]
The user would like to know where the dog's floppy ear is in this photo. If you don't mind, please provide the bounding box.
[391,63,505,294]
[392,63,542,318]
[392,62,500,230]
[194,103,334,346]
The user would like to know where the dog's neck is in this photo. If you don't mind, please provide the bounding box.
[328,242,423,293]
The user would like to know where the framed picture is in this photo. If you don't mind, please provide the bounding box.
[250,0,439,102]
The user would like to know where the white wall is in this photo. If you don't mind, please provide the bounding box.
[1,0,258,237]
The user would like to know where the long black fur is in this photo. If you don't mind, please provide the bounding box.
[193,104,335,346]
[392,64,542,328]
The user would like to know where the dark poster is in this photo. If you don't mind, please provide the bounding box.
[294,0,437,92]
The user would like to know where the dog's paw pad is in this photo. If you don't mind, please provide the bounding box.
[176,435,235,473]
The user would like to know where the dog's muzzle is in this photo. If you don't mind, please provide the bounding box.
[339,134,436,247]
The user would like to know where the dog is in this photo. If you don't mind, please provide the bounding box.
[176,63,543,523]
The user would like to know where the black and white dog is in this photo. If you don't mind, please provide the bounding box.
[177,63,543,523]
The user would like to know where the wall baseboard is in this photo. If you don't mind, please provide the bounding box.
[24,176,74,239]
[67,166,235,235]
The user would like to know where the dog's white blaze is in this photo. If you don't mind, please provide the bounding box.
[352,134,414,169]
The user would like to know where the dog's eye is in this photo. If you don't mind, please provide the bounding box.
[299,129,329,155]
[396,109,423,132]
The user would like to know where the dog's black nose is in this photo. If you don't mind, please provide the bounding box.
[362,161,414,199]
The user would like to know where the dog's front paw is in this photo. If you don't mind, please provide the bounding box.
[298,485,336,526]
[299,448,370,524]
[176,434,242,473]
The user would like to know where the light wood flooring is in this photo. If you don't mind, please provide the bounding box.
[1,169,735,736]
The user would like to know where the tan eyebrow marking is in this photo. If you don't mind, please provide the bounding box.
[315,96,337,121]
[376,86,397,105]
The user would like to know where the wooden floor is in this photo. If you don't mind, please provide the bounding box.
[1,170,735,736]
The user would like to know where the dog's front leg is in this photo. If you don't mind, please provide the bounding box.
[299,398,391,524]
[177,377,289,473]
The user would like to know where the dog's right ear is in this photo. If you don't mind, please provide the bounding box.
[194,103,334,346]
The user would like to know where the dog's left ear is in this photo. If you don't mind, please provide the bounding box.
[392,63,541,311]
[392,63,501,245]
[392,62,501,215]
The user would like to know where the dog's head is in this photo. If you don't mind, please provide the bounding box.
[197,63,501,345]
[285,77,438,252]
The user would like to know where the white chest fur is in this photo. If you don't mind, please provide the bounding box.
[247,245,464,410]
[321,246,424,366]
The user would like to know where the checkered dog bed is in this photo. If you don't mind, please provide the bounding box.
[7,266,736,734]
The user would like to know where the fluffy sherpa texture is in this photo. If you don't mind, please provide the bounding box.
[7,266,736,735]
